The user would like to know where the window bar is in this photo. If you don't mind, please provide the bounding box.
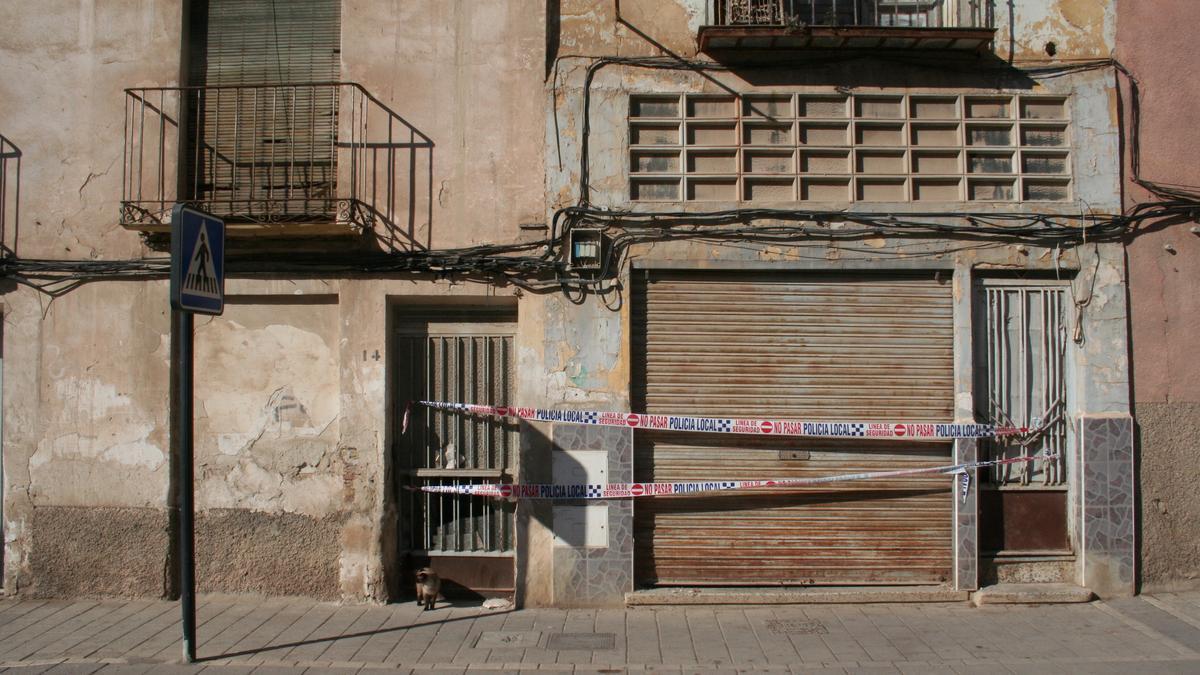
[501,336,511,469]
[456,337,466,469]
[484,489,493,552]
[231,88,240,214]
[428,423,435,550]
[427,336,436,470]
[124,94,136,208]
[387,115,396,232]
[136,92,146,204]
[465,336,475,469]
[370,103,379,229]
[207,88,218,210]
[439,336,449,469]
[249,88,259,216]
[121,94,129,206]
[267,87,277,208]
[454,478,462,551]
[157,90,166,206]
[1053,290,1066,485]
[193,90,204,209]
[987,288,999,482]
[1019,288,1030,484]
[485,336,493,471]
[287,86,296,208]
[312,85,321,212]
[468,479,475,550]
[998,289,1011,483]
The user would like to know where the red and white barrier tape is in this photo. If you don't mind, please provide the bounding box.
[410,400,1032,440]
[416,453,1050,501]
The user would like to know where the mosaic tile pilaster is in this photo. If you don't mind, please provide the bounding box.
[1079,415,1135,597]
[550,423,633,607]
[954,438,979,591]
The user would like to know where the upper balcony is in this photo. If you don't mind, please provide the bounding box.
[121,83,432,239]
[699,0,996,54]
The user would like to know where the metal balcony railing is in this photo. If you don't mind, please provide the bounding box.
[0,135,19,253]
[708,0,994,29]
[122,83,432,234]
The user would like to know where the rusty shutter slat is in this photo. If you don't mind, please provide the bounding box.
[633,271,954,586]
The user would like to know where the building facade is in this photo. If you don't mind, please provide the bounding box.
[1118,0,1200,593]
[0,0,1185,606]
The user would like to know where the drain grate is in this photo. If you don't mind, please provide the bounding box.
[765,619,828,635]
[475,631,542,648]
[546,632,617,650]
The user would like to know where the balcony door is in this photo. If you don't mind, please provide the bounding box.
[186,0,341,223]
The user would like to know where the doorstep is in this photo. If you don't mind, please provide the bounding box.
[625,585,969,606]
[972,583,1095,606]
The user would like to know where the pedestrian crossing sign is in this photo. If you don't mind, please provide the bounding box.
[170,204,225,315]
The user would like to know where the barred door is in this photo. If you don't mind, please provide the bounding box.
[394,305,518,592]
[974,279,1071,553]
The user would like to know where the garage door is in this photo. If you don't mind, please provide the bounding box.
[632,271,955,586]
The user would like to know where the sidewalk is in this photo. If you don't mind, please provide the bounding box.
[4,591,1200,673]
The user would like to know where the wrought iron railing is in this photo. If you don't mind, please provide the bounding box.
[708,0,994,28]
[121,83,432,233]
[0,135,19,253]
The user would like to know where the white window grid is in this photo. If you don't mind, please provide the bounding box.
[628,92,1071,204]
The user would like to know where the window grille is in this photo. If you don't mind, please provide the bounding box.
[629,92,1070,203]
[975,281,1068,487]
[396,314,517,554]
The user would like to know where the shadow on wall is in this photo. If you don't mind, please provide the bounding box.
[0,134,20,257]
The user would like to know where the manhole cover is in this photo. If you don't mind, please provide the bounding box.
[546,632,617,650]
[475,631,542,648]
[765,619,828,635]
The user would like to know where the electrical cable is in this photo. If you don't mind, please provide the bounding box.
[3,53,1199,297]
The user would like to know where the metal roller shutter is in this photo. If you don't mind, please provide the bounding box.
[632,271,955,586]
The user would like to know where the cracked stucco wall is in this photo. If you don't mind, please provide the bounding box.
[339,0,547,249]
[190,296,345,599]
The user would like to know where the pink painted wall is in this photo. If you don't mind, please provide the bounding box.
[1119,0,1200,405]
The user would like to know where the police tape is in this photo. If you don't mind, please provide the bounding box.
[412,400,1033,440]
[415,453,1049,500]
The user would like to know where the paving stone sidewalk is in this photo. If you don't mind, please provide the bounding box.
[4,592,1200,673]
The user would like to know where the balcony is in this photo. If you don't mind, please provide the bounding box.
[122,83,432,237]
[699,0,996,53]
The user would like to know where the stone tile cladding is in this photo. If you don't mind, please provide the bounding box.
[1080,415,1135,593]
[955,438,979,591]
[551,424,634,605]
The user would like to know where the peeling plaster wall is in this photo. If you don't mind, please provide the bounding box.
[191,297,344,597]
[996,0,1116,61]
[0,0,550,602]
[0,0,178,259]
[3,281,171,596]
[1117,0,1200,592]
[339,0,547,249]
